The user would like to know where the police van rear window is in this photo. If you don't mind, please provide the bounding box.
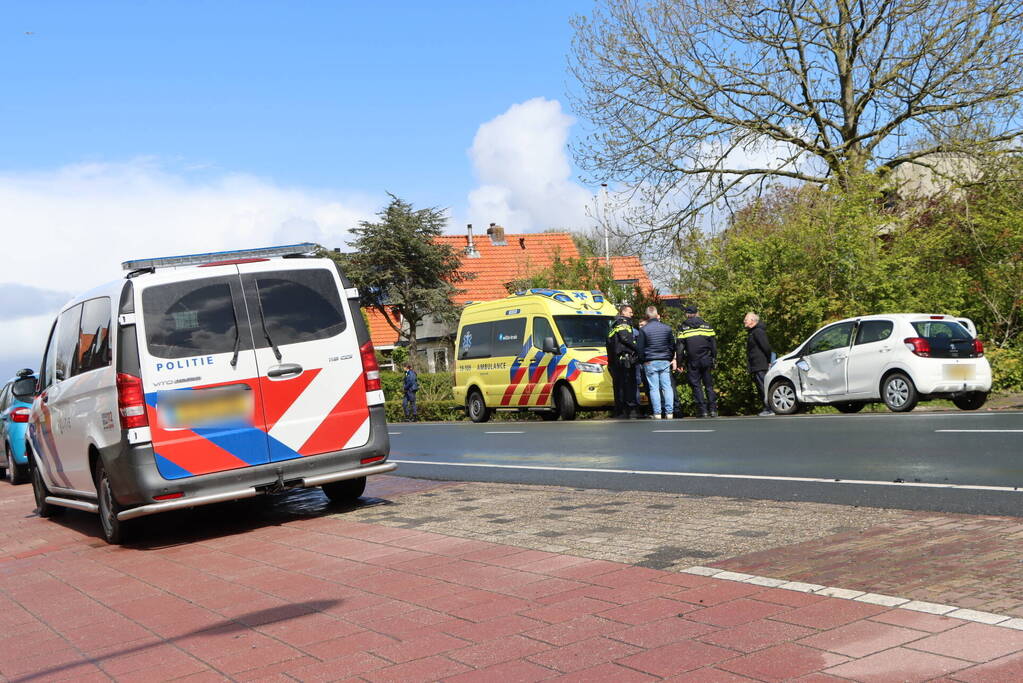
[142,277,241,359]
[250,269,346,347]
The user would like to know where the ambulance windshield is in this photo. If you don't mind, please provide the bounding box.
[553,315,613,348]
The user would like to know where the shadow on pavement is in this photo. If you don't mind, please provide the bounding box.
[45,488,393,549]
[8,599,341,682]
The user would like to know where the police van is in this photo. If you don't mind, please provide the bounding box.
[27,244,394,544]
[453,289,616,422]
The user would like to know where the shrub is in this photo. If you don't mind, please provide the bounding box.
[380,370,454,402]
[988,346,1023,393]
[385,400,464,422]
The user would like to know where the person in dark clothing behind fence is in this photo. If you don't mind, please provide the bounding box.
[403,362,419,421]
[744,312,775,416]
[641,306,675,419]
[676,305,718,417]
[606,304,640,418]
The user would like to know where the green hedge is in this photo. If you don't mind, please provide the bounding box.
[989,346,1023,393]
[380,371,454,402]
[385,399,463,422]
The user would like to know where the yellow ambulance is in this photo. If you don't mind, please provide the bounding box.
[453,289,617,422]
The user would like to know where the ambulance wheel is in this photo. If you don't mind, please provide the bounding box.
[32,459,63,518]
[96,461,133,545]
[555,385,577,421]
[467,390,491,423]
[323,476,366,504]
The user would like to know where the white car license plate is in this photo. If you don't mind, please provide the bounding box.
[943,364,977,381]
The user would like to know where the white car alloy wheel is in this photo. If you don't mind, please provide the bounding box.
[882,372,918,412]
[770,381,798,414]
[885,377,910,407]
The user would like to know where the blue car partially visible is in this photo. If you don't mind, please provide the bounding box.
[1,369,36,484]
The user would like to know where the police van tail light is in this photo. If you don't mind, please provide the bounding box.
[360,342,382,392]
[903,337,931,357]
[10,407,29,423]
[116,373,149,429]
[973,339,984,356]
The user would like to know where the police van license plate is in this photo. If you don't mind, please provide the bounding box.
[159,386,253,429]
[943,364,977,381]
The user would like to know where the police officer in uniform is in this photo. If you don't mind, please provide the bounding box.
[676,305,718,417]
[606,304,640,418]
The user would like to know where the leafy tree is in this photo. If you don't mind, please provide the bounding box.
[570,0,1023,236]
[344,195,467,367]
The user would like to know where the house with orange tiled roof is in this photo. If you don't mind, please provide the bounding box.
[368,224,655,371]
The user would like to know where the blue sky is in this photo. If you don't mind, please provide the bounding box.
[0,0,599,375]
[3,0,590,206]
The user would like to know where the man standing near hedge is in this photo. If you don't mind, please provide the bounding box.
[607,305,640,418]
[744,312,774,416]
[641,306,675,419]
[403,362,420,421]
[677,305,718,417]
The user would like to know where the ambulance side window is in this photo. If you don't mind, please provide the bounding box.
[458,322,493,360]
[492,318,526,357]
[532,317,556,350]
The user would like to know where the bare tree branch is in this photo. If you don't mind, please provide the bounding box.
[570,0,1023,235]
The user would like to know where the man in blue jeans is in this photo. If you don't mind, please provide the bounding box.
[640,306,675,419]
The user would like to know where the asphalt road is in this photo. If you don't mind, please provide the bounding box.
[388,411,1023,516]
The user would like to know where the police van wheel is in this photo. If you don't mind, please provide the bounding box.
[467,390,491,423]
[323,476,366,504]
[555,385,577,421]
[96,462,132,545]
[32,460,63,518]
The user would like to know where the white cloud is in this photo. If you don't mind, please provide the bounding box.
[0,159,379,375]
[467,98,594,232]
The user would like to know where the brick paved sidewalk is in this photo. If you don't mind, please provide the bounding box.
[3,480,1023,681]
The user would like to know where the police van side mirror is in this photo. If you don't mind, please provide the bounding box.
[542,337,558,354]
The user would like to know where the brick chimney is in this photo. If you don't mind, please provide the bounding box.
[487,223,507,246]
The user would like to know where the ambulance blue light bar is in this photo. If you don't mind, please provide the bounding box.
[122,243,319,271]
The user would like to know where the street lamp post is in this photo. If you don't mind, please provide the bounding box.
[601,183,609,266]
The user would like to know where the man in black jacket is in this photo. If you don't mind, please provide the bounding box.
[641,306,675,419]
[606,305,640,418]
[744,312,774,416]
[676,305,718,417]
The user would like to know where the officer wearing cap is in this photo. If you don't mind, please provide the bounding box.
[606,304,640,418]
[676,304,718,417]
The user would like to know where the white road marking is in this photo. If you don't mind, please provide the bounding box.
[388,432,401,435]
[389,460,1023,493]
[485,431,524,434]
[935,429,1023,433]
[653,429,714,433]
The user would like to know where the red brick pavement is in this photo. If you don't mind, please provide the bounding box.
[710,511,1023,618]
[1,479,1022,681]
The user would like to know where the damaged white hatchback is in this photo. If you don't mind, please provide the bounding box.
[765,314,992,415]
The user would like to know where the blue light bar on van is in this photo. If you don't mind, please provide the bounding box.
[121,243,319,271]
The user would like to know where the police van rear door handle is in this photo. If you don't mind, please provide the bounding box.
[267,363,303,379]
